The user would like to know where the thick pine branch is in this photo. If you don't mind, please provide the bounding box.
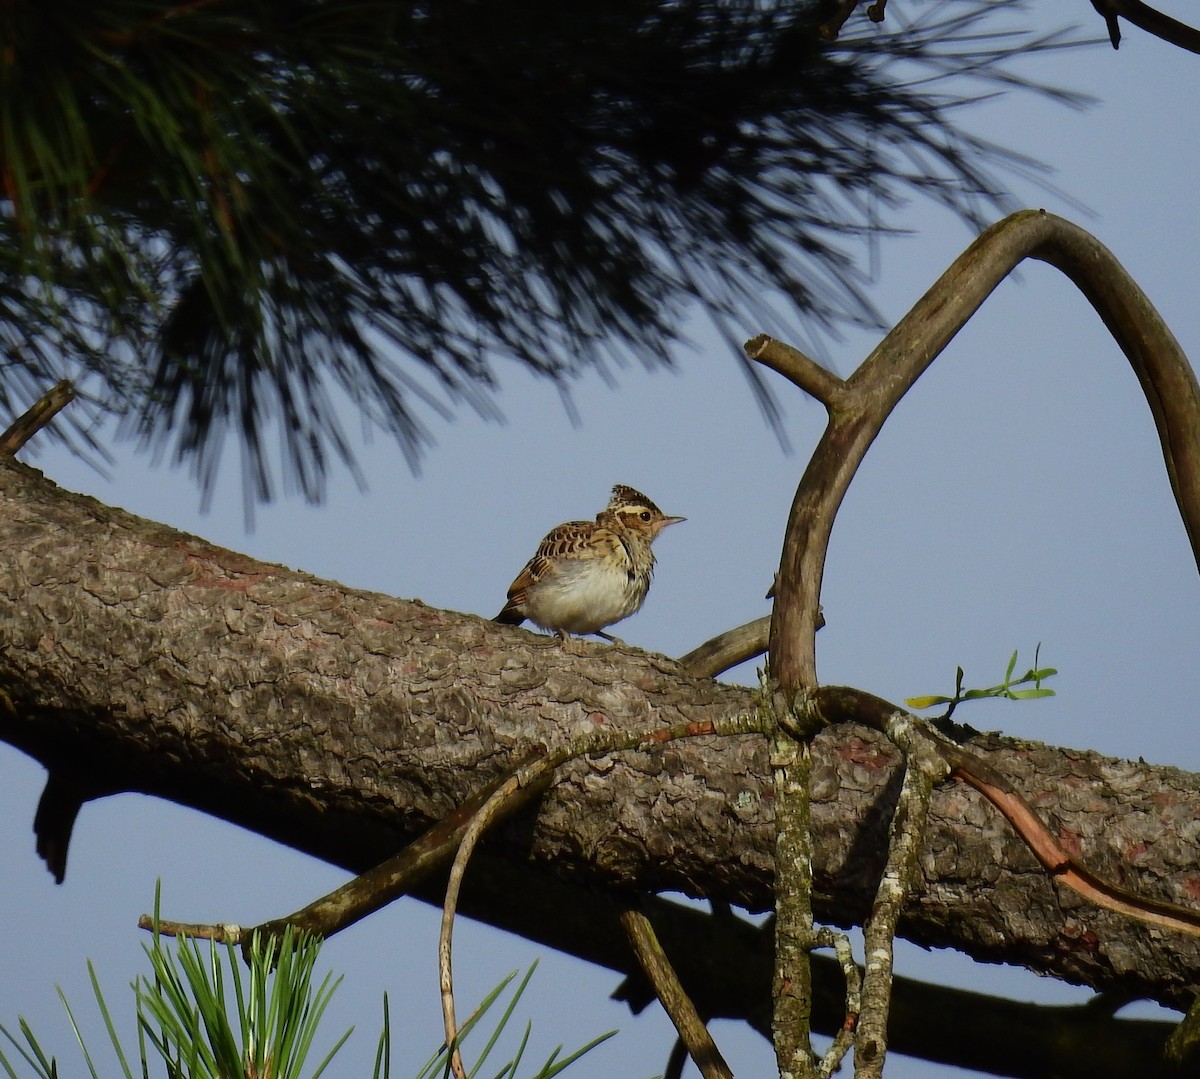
[2,456,1199,1013]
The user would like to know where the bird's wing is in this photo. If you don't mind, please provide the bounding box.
[506,520,597,598]
[495,520,607,623]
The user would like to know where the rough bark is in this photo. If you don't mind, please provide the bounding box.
[2,456,1199,1011]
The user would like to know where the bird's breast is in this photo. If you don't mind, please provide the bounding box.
[523,555,651,634]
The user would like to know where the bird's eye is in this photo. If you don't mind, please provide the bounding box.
[639,511,652,521]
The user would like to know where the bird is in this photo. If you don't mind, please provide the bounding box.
[494,484,684,643]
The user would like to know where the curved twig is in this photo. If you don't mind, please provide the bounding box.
[945,745,1200,938]
[809,684,1200,939]
[811,926,860,1078]
[438,761,544,1079]
[432,714,767,1076]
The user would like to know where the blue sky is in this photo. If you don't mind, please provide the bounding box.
[3,7,1199,1078]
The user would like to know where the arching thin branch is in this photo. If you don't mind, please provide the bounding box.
[754,209,1200,691]
[438,758,548,1079]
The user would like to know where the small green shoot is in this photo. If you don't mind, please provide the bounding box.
[906,647,1056,721]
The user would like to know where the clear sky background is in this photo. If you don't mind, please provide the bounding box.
[3,6,1200,1078]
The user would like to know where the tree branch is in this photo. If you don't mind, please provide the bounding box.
[4,455,1200,1014]
[754,210,1200,693]
[1091,0,1200,53]
[747,337,847,407]
[0,380,76,456]
[739,209,1200,1073]
[678,616,770,678]
[853,711,951,1077]
[620,908,734,1079]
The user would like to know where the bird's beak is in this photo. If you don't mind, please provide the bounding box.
[663,515,686,527]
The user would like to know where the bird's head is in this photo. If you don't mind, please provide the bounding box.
[603,484,686,539]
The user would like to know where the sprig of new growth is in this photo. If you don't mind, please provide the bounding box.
[905,647,1056,720]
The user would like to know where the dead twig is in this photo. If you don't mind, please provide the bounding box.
[619,908,733,1079]
[677,616,770,678]
[1091,0,1200,53]
[0,380,76,456]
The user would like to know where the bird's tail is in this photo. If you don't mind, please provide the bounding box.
[493,605,525,625]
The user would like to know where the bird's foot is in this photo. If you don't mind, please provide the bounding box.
[556,631,589,655]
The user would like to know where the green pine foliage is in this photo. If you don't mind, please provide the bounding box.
[0,2,1086,501]
[0,923,614,1079]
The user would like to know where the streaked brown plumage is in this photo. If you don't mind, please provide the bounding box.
[494,484,684,640]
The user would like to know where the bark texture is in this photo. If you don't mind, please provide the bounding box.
[2,457,1199,1009]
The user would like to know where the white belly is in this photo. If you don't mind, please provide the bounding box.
[523,557,649,634]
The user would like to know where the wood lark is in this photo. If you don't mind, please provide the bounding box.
[494,484,684,642]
